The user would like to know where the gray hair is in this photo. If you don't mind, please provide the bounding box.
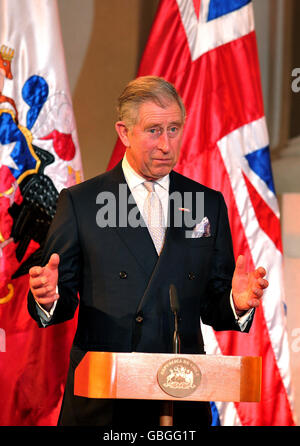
[117,75,186,126]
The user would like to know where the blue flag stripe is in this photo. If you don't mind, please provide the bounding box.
[245,146,276,194]
[210,402,221,426]
[207,0,251,21]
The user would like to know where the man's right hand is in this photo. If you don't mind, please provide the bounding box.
[29,253,60,312]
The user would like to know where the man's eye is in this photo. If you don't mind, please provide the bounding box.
[168,127,179,136]
[148,128,161,135]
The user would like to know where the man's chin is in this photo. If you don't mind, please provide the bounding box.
[148,169,171,180]
[150,163,174,178]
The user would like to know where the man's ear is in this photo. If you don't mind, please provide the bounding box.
[115,121,130,147]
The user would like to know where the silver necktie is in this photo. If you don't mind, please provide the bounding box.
[143,181,166,255]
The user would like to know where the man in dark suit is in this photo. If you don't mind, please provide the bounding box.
[28,76,268,426]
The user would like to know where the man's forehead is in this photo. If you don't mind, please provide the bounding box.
[137,100,183,125]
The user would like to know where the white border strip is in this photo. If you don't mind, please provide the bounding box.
[176,0,254,61]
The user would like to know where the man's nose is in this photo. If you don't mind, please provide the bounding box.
[157,133,169,152]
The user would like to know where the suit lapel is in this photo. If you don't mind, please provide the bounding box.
[107,162,158,277]
[133,170,187,315]
[162,170,185,246]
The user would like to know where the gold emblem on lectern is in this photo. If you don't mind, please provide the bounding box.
[157,357,201,398]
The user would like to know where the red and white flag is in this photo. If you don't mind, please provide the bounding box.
[0,0,82,425]
[108,0,295,426]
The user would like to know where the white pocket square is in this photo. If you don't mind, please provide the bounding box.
[191,217,211,238]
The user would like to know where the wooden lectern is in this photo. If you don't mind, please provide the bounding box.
[74,352,261,426]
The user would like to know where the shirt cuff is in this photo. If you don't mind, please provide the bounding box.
[230,290,254,332]
[35,287,58,326]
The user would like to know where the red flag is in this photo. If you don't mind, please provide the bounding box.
[108,0,295,426]
[0,0,82,425]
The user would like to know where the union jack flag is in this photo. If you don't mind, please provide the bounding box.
[108,0,295,425]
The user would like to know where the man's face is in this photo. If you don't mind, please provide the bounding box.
[116,100,184,180]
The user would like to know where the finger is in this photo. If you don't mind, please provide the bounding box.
[235,254,246,272]
[32,286,57,299]
[252,288,264,298]
[35,294,59,307]
[30,276,48,289]
[29,266,44,277]
[253,266,267,279]
[247,297,260,308]
[257,278,269,289]
[48,253,60,270]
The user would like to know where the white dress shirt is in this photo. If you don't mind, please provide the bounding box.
[122,153,169,228]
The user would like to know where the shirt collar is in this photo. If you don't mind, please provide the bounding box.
[122,152,169,191]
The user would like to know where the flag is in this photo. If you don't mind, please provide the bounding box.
[108,0,296,426]
[0,0,83,425]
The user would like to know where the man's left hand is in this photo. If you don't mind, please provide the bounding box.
[232,255,269,315]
